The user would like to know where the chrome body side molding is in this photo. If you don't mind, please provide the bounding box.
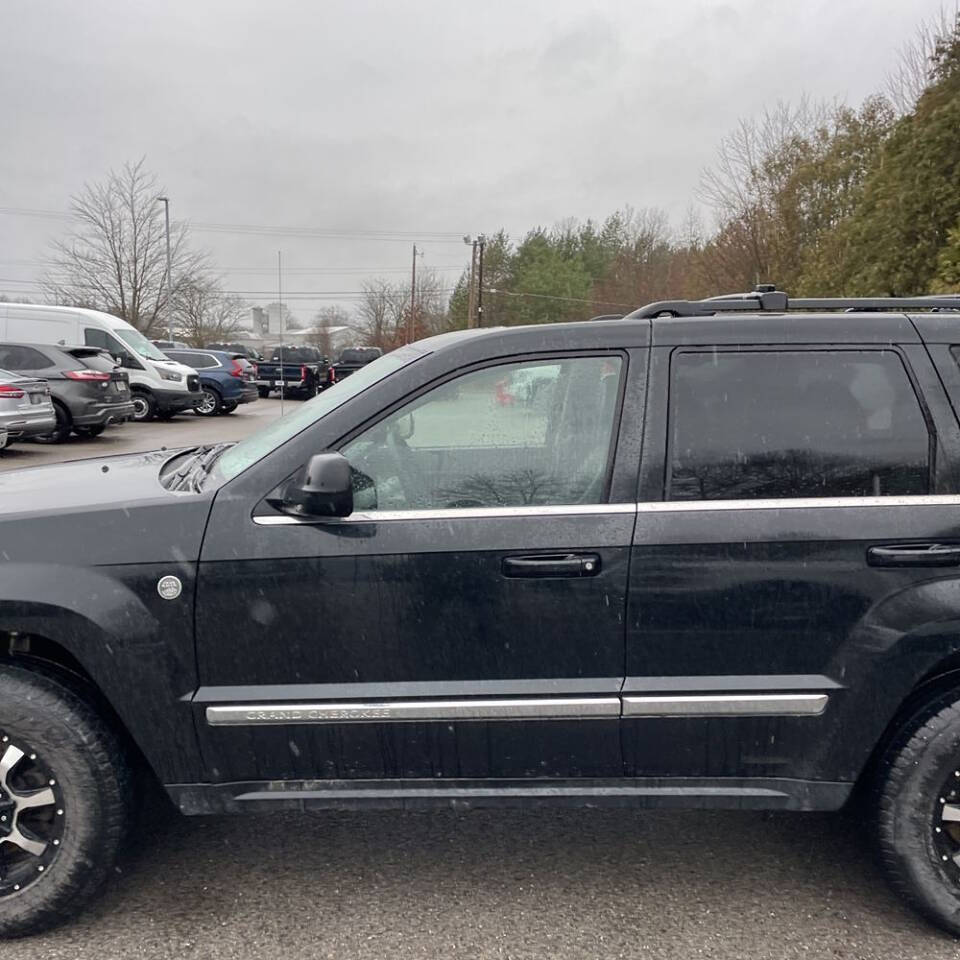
[622,693,828,717]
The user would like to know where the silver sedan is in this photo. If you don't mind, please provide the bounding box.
[0,368,56,449]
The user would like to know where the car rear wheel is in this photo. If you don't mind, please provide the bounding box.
[0,665,130,938]
[257,386,271,399]
[130,391,156,422]
[220,401,237,414]
[31,402,72,445]
[875,689,960,936]
[194,386,222,417]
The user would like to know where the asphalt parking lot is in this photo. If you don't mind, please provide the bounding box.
[7,802,960,960]
[4,397,960,958]
[0,396,285,473]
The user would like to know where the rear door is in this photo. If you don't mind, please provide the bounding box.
[624,337,960,802]
[195,350,642,784]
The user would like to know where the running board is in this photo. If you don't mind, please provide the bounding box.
[167,777,852,815]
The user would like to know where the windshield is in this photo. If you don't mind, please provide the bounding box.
[213,346,422,481]
[114,327,169,361]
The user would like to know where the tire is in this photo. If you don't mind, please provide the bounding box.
[876,688,960,936]
[0,664,130,937]
[30,402,72,445]
[220,401,237,415]
[130,391,156,423]
[194,386,222,417]
[73,424,106,439]
[257,386,271,399]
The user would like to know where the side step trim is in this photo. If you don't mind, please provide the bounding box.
[167,777,853,815]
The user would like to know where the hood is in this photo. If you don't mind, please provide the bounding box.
[0,450,215,565]
[150,358,197,376]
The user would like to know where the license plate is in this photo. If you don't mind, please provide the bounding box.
[113,382,128,393]
[29,393,44,405]
[274,381,285,387]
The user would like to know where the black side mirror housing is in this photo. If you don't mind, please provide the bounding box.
[281,452,353,518]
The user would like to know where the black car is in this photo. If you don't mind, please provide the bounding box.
[256,345,327,398]
[205,342,264,362]
[326,345,382,387]
[0,342,134,442]
[8,289,960,937]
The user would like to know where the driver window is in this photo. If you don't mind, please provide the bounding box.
[341,356,623,511]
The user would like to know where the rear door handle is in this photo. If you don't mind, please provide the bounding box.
[867,543,960,567]
[502,553,601,578]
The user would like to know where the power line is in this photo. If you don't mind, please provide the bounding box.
[488,288,636,307]
[0,206,469,243]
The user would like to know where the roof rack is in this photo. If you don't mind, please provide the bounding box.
[630,285,960,318]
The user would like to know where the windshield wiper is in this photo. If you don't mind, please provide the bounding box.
[165,443,231,492]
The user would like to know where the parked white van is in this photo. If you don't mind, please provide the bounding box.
[0,303,203,421]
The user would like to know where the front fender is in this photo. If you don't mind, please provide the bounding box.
[0,562,202,783]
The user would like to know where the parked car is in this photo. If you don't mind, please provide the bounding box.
[0,303,202,422]
[206,342,264,362]
[255,344,327,398]
[0,367,56,449]
[0,343,134,442]
[10,289,960,937]
[162,348,259,416]
[325,346,382,387]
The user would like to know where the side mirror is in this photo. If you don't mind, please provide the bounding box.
[282,452,353,518]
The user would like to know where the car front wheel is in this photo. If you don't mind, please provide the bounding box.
[0,665,130,938]
[130,391,156,422]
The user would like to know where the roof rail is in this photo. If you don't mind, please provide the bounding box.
[629,286,960,319]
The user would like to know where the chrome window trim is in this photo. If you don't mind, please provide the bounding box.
[638,494,960,512]
[622,693,828,717]
[207,697,621,726]
[253,494,960,526]
[253,503,637,525]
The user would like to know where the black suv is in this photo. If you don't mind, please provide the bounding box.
[0,342,134,442]
[7,289,960,936]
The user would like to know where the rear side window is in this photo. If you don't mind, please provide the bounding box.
[0,345,54,370]
[668,350,931,501]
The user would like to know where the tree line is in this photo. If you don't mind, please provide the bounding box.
[448,11,960,328]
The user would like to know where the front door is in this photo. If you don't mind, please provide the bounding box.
[195,353,637,783]
[623,342,960,799]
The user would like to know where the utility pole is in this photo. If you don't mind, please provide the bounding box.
[464,236,478,328]
[278,250,285,415]
[408,243,417,344]
[476,234,486,328]
[157,196,174,341]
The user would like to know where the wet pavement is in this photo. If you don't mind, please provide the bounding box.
[7,802,958,959]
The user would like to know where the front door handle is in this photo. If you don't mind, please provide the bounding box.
[867,543,960,567]
[502,553,601,578]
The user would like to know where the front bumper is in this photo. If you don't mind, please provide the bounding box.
[0,407,57,439]
[154,387,205,413]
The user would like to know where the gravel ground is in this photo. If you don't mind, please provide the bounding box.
[6,802,960,960]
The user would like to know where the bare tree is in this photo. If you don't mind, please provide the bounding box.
[42,159,208,335]
[354,279,407,349]
[886,7,957,114]
[173,277,246,346]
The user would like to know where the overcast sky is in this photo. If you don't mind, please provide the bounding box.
[0,0,947,319]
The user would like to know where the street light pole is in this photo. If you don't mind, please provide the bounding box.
[476,234,486,328]
[157,197,174,342]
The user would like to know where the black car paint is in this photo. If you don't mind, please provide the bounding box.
[3,315,960,809]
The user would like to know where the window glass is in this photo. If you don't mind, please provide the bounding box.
[0,345,54,370]
[669,350,930,501]
[214,346,422,481]
[341,356,622,511]
[114,327,168,360]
